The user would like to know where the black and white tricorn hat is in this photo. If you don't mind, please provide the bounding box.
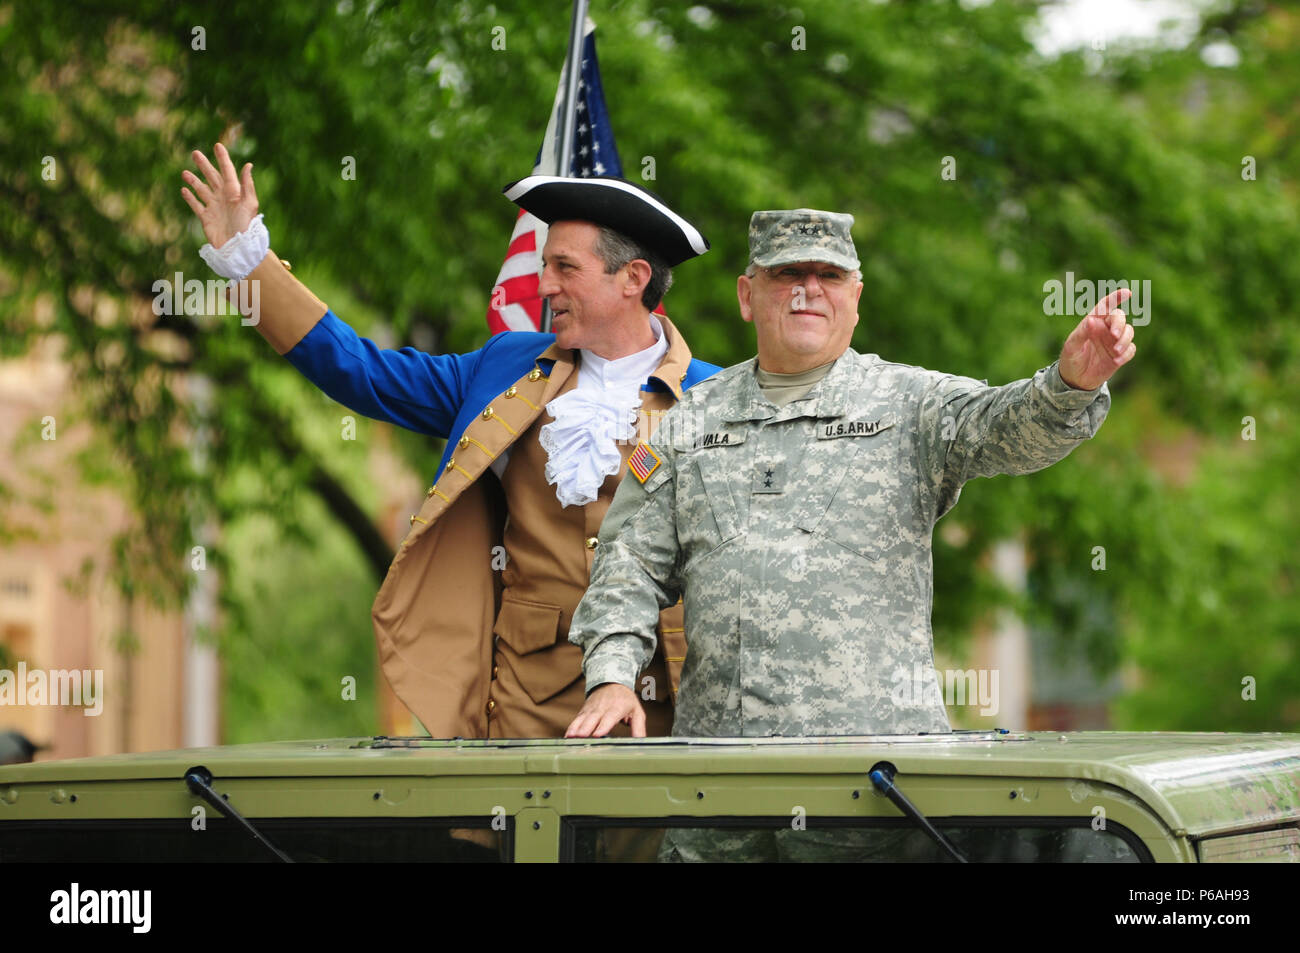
[503,175,710,266]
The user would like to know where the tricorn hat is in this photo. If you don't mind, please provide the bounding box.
[503,175,710,267]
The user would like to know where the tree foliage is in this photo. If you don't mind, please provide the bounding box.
[1,0,1296,735]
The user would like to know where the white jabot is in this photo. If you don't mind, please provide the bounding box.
[199,214,269,280]
[536,316,668,507]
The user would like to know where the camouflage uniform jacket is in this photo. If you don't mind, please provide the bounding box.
[568,347,1110,736]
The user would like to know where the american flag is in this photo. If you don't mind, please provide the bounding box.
[627,442,661,484]
[486,20,624,335]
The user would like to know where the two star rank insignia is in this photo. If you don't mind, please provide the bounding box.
[753,462,783,493]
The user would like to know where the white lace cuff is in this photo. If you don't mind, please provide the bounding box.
[199,213,269,280]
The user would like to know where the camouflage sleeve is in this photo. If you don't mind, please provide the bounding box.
[919,360,1110,517]
[568,443,683,694]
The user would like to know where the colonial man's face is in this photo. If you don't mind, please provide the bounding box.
[737,260,864,372]
[539,221,636,352]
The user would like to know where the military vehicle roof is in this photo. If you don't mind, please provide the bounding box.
[2,731,1297,839]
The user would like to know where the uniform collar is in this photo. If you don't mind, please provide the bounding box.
[534,311,694,400]
[720,347,860,422]
[645,312,692,399]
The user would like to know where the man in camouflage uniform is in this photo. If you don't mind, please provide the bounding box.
[562,208,1137,859]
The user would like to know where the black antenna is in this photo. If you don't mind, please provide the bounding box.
[185,765,294,863]
[869,761,968,863]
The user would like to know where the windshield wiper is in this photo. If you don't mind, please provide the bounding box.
[184,765,294,863]
[869,761,968,863]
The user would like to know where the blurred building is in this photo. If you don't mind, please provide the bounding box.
[941,539,1122,732]
[0,337,215,760]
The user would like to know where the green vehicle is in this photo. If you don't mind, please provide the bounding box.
[1,731,1297,862]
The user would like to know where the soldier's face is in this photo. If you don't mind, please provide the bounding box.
[737,261,863,372]
[538,221,630,352]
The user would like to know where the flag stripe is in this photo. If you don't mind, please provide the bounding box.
[496,253,542,284]
[491,302,541,334]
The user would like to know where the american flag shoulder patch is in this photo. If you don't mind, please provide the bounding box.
[628,442,662,484]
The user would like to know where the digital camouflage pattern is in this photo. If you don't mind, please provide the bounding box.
[747,209,861,271]
[569,349,1110,737]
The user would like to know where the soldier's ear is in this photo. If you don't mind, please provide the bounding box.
[737,274,754,323]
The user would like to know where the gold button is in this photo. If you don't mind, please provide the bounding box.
[486,698,496,714]
[680,372,687,381]
[504,385,517,398]
[457,436,469,449]
[491,664,499,680]
[425,486,435,498]
[445,456,456,470]
[527,368,542,382]
[280,259,292,271]
[409,514,418,525]
[585,536,599,550]
[481,406,494,420]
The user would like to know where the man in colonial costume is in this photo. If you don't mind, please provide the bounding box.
[182,143,716,737]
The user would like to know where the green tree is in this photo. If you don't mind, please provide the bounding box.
[2,0,1296,735]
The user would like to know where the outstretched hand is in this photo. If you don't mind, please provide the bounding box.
[180,142,259,248]
[1058,288,1137,390]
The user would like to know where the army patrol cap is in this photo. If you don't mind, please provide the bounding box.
[748,209,860,272]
